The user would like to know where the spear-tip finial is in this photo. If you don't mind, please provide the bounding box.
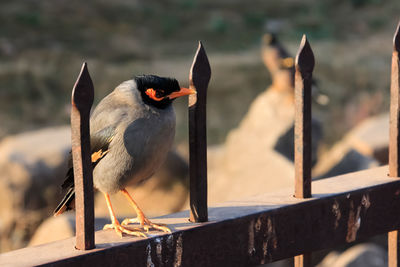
[295,34,315,75]
[394,21,400,52]
[72,62,94,112]
[189,41,211,92]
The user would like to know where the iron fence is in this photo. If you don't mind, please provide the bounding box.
[1,22,400,267]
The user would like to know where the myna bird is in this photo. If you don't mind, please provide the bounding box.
[54,75,195,237]
[261,33,329,105]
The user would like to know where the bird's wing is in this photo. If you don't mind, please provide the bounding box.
[60,126,116,190]
[54,125,117,215]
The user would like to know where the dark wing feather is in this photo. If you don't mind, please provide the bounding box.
[53,126,115,216]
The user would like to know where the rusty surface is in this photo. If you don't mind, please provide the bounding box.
[71,63,95,250]
[389,230,400,267]
[188,41,211,223]
[2,167,399,267]
[389,21,400,178]
[388,21,400,267]
[294,35,314,199]
[294,253,311,267]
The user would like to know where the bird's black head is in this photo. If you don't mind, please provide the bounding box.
[135,75,195,109]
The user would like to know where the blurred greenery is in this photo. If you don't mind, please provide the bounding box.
[0,0,399,145]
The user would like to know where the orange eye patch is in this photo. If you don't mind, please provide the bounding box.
[145,88,164,101]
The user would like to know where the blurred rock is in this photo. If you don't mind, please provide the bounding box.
[345,113,388,165]
[204,84,296,205]
[317,244,387,267]
[0,126,70,252]
[0,126,188,252]
[207,144,294,205]
[29,214,75,246]
[29,213,110,247]
[313,116,384,179]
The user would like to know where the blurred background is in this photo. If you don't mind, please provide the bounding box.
[0,0,399,266]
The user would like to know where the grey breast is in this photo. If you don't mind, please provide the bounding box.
[90,80,176,194]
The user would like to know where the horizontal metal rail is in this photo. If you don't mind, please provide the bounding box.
[1,166,399,267]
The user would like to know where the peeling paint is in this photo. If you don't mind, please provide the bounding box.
[261,216,277,264]
[248,220,255,256]
[166,234,174,249]
[146,243,155,267]
[362,194,370,209]
[155,238,162,265]
[332,200,341,229]
[173,233,183,267]
[255,217,262,232]
[346,201,362,242]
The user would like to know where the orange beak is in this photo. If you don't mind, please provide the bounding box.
[168,87,196,99]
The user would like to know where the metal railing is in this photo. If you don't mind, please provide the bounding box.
[1,23,400,266]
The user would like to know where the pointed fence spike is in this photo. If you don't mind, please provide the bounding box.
[188,41,211,223]
[388,21,400,267]
[295,35,315,77]
[72,62,94,112]
[394,21,400,52]
[71,62,95,250]
[294,35,314,267]
[294,34,314,199]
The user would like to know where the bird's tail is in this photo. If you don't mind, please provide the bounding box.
[53,187,75,216]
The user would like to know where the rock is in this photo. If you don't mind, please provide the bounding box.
[345,113,388,164]
[203,84,297,205]
[206,89,321,202]
[317,244,387,267]
[207,144,295,205]
[29,214,109,247]
[312,116,383,179]
[0,126,70,252]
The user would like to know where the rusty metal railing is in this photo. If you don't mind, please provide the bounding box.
[2,23,400,267]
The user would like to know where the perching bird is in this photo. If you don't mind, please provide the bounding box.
[261,33,329,106]
[54,75,195,237]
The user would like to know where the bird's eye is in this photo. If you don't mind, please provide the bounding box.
[156,89,165,97]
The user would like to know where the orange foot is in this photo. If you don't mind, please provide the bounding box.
[103,221,147,238]
[121,217,171,233]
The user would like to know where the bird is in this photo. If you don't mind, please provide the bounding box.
[261,33,329,106]
[54,74,195,237]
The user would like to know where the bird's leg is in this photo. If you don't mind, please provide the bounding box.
[120,188,171,233]
[102,192,147,238]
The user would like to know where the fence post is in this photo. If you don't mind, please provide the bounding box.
[71,63,95,250]
[388,21,400,267]
[293,35,314,267]
[188,41,211,223]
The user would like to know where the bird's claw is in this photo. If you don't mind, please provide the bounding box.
[121,217,171,233]
[103,222,147,238]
